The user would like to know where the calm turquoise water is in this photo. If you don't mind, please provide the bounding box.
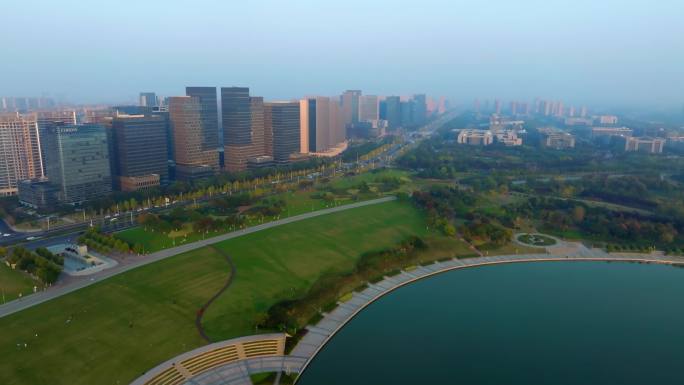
[296,262,684,385]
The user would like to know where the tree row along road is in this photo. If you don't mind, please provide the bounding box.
[0,196,397,319]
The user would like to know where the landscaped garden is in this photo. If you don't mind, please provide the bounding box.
[0,200,471,385]
[517,233,557,247]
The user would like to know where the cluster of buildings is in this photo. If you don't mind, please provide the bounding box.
[590,125,665,153]
[475,98,589,120]
[456,114,524,146]
[461,101,672,154]
[0,88,432,207]
[1,96,57,112]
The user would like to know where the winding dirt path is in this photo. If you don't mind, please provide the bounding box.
[195,245,236,342]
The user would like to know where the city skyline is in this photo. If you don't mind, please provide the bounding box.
[1,0,683,107]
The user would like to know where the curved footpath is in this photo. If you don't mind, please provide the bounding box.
[0,196,397,319]
[141,248,684,385]
[290,250,684,379]
[196,246,236,342]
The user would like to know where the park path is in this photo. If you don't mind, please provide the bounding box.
[141,249,684,385]
[289,250,684,379]
[0,196,397,319]
[195,246,236,342]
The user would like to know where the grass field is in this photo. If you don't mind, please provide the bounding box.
[0,248,230,385]
[0,264,38,303]
[201,200,434,340]
[0,200,469,385]
[487,242,545,256]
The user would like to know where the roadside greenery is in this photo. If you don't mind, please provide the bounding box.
[5,247,62,284]
[79,228,139,254]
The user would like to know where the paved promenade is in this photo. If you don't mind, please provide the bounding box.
[0,196,397,319]
[291,249,684,377]
[169,246,684,385]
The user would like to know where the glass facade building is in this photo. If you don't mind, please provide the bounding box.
[111,115,169,190]
[185,87,219,152]
[42,124,112,204]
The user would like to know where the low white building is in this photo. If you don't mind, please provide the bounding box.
[457,129,494,146]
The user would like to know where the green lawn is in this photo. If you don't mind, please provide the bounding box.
[0,200,463,385]
[0,248,229,385]
[201,200,431,340]
[0,264,38,303]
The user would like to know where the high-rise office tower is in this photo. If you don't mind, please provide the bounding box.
[556,102,565,117]
[494,99,501,115]
[111,115,169,191]
[35,110,80,178]
[359,95,379,122]
[379,99,388,120]
[385,96,401,129]
[42,123,111,204]
[300,97,346,154]
[341,90,362,126]
[168,96,218,180]
[222,87,254,171]
[265,102,300,164]
[300,97,329,153]
[250,97,268,159]
[0,113,44,196]
[412,94,427,125]
[438,97,448,114]
[139,92,157,107]
[186,87,219,152]
[329,101,345,146]
[400,100,413,127]
[221,88,270,171]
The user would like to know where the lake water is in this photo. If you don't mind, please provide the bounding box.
[296,262,684,385]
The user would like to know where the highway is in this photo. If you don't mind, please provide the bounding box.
[0,196,396,319]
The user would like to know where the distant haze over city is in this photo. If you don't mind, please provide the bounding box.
[2,0,683,107]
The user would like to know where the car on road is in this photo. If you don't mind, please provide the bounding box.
[26,236,39,241]
[2,233,11,237]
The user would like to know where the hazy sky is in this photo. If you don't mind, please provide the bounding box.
[2,0,683,107]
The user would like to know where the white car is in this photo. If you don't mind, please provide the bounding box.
[3,233,11,237]
[26,236,37,241]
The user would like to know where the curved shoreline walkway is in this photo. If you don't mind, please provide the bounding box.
[290,250,684,381]
[151,249,684,385]
[0,196,397,319]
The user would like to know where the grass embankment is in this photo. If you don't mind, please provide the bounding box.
[0,264,38,302]
[0,200,470,385]
[200,200,444,339]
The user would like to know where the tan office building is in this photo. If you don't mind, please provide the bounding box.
[168,96,218,179]
[0,113,44,195]
[224,96,271,171]
[300,97,346,154]
[359,95,379,122]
